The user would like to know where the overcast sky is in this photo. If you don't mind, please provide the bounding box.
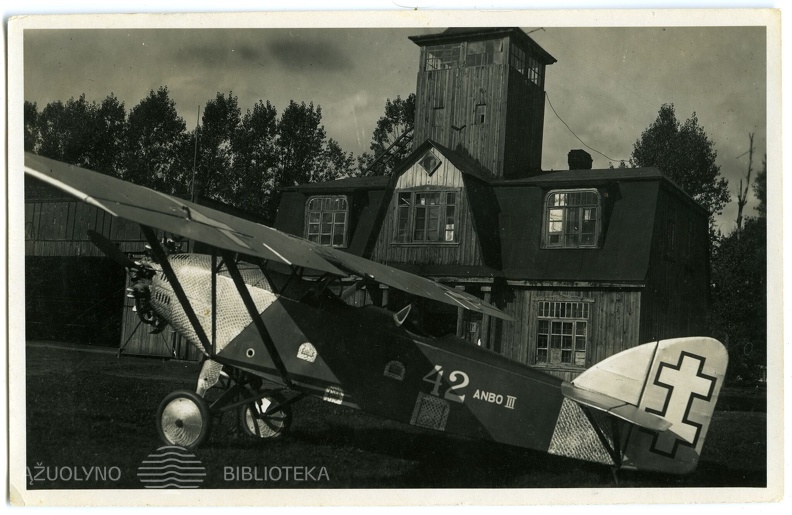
[23,23,767,233]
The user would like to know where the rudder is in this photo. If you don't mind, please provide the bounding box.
[571,337,728,474]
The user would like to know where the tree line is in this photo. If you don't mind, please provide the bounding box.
[24,88,414,223]
[25,91,766,383]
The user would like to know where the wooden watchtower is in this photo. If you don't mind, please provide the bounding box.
[409,28,556,179]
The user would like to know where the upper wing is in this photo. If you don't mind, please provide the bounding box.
[311,246,512,320]
[25,153,345,275]
[24,153,512,320]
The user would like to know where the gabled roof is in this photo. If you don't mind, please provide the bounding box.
[390,139,495,184]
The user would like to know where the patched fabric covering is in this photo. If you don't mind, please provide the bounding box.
[149,255,276,355]
[410,392,450,431]
[548,398,614,466]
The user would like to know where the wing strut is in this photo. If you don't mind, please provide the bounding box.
[221,249,294,389]
[141,226,214,355]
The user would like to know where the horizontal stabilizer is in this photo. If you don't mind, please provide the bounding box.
[561,382,672,433]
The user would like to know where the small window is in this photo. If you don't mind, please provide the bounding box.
[431,106,445,128]
[394,190,459,244]
[543,190,600,248]
[475,104,487,125]
[418,152,442,175]
[536,301,589,367]
[305,196,349,247]
[425,43,462,70]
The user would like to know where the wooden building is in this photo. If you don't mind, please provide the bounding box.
[24,177,260,360]
[275,27,710,380]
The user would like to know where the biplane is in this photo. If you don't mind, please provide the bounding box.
[25,152,728,475]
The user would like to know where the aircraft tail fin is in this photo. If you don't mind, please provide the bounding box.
[567,337,728,474]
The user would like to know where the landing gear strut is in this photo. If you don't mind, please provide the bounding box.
[155,368,300,448]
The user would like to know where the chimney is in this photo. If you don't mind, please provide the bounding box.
[568,149,593,170]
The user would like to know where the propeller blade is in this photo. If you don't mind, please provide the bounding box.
[87,230,137,269]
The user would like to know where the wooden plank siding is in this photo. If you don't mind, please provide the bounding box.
[495,287,642,380]
[25,200,179,257]
[370,150,484,267]
[503,63,547,177]
[413,41,510,178]
[119,274,201,361]
[26,198,200,359]
[639,184,710,343]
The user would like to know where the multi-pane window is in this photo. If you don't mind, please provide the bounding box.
[395,190,458,244]
[465,39,502,67]
[536,301,589,366]
[509,42,543,87]
[425,43,462,70]
[305,196,348,247]
[544,190,600,248]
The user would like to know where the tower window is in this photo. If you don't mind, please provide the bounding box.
[543,189,600,248]
[475,104,487,125]
[431,106,445,128]
[426,43,462,70]
[305,196,349,247]
[465,39,503,67]
[510,42,544,87]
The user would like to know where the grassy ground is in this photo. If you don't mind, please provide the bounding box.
[23,342,766,490]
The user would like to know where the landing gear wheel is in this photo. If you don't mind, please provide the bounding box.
[240,391,292,439]
[156,389,211,449]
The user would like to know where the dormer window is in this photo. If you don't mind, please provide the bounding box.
[543,189,600,248]
[395,189,459,244]
[305,196,348,247]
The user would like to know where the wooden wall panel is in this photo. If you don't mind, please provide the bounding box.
[412,43,510,177]
[26,199,150,257]
[500,287,642,379]
[639,186,709,342]
[370,153,484,267]
[119,274,200,360]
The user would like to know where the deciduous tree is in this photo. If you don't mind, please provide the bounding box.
[358,94,415,176]
[232,100,279,214]
[125,87,189,193]
[193,92,242,202]
[630,104,730,227]
[24,100,40,152]
[276,100,327,187]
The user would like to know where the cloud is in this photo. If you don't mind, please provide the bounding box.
[265,35,352,72]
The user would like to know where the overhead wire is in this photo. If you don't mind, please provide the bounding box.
[544,91,626,164]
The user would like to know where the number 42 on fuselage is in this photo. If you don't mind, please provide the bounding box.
[25,153,728,476]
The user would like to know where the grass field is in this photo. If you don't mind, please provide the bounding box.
[23,342,766,490]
